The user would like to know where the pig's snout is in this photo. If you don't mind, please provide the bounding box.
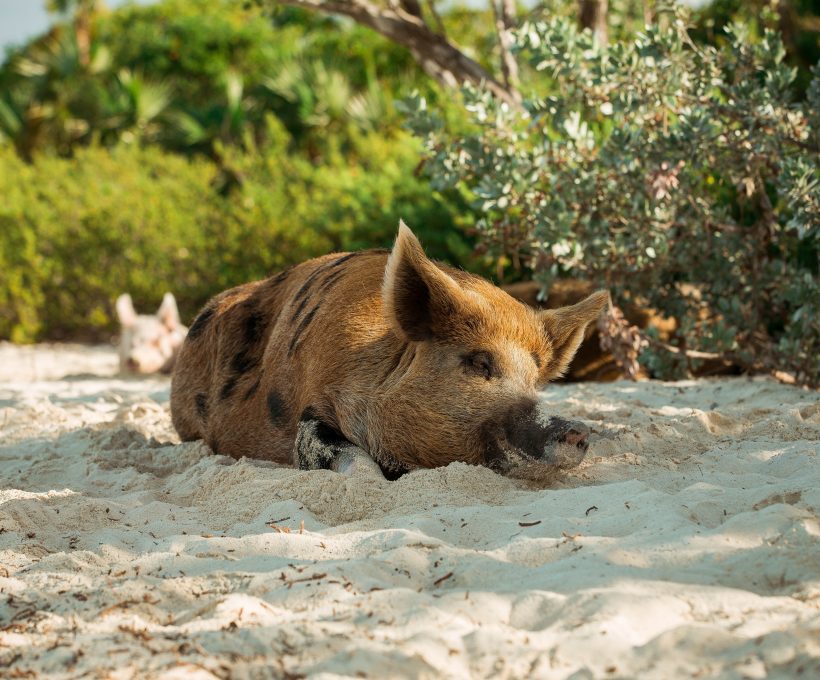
[561,424,590,453]
[545,419,590,468]
[502,404,591,470]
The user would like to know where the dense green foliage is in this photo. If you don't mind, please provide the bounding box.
[404,9,819,384]
[0,126,468,342]
[689,0,820,95]
[0,0,472,342]
[0,0,431,157]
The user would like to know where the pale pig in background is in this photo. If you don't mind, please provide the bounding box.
[116,293,188,374]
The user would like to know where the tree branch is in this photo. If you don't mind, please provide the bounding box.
[395,0,422,20]
[276,0,519,106]
[643,333,730,362]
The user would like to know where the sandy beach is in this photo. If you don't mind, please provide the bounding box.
[1,341,818,679]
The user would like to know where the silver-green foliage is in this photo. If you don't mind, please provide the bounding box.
[402,12,819,384]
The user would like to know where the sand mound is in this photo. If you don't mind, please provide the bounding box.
[1,342,818,678]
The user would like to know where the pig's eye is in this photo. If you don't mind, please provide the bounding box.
[462,351,494,380]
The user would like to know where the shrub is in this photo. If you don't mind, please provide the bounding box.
[403,11,819,385]
[0,123,466,342]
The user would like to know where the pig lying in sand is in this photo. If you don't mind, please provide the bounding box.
[116,293,187,374]
[171,222,609,480]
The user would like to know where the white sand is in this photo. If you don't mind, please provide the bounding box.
[1,342,818,679]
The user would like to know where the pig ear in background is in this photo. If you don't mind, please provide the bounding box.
[382,220,469,342]
[540,290,610,379]
[115,294,137,328]
[157,292,181,330]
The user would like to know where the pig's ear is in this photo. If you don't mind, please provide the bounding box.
[157,292,181,330]
[116,294,137,328]
[540,290,610,378]
[383,220,468,341]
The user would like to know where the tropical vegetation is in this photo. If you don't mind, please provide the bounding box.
[0,0,817,384]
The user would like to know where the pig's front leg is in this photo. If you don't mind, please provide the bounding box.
[295,417,385,478]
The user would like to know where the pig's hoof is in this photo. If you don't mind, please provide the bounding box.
[332,448,386,478]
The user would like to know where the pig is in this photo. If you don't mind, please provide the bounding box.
[116,292,187,375]
[170,222,609,480]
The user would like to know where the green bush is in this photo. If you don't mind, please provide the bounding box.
[0,0,478,345]
[0,124,466,342]
[404,11,820,385]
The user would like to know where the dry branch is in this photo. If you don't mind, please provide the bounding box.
[276,0,519,105]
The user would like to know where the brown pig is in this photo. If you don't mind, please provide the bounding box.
[170,222,609,480]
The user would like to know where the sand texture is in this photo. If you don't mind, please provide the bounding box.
[1,342,819,679]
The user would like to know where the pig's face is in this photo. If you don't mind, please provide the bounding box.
[116,293,187,374]
[376,224,607,477]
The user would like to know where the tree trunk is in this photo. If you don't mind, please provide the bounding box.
[75,11,91,67]
[578,0,608,47]
[492,0,520,103]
